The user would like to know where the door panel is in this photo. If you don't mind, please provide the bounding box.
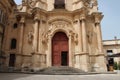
[52,32,68,66]
[9,54,16,67]
[61,51,68,66]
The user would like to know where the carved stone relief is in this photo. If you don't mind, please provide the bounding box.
[28,0,37,8]
[42,20,78,44]
[27,31,34,44]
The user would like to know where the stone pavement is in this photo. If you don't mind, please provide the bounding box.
[0,73,120,80]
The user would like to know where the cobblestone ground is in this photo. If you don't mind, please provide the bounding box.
[0,73,120,80]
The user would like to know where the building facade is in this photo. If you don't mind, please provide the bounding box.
[0,0,15,52]
[0,0,16,70]
[2,0,107,72]
[103,38,120,70]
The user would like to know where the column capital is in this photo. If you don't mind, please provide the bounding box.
[95,22,100,26]
[92,12,103,24]
[92,0,98,6]
[48,34,52,40]
[32,8,41,21]
[19,16,25,24]
[22,0,27,6]
[80,14,86,21]
[34,13,40,21]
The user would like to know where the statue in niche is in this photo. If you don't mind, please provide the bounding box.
[90,0,98,6]
[28,0,37,8]
[27,31,34,44]
[93,0,98,6]
[74,33,78,44]
[88,31,93,44]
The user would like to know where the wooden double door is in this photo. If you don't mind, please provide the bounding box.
[52,32,69,66]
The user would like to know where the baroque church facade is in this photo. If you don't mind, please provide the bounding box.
[2,0,107,72]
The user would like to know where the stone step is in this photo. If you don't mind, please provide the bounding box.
[35,66,87,75]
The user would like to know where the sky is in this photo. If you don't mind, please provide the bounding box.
[14,0,120,40]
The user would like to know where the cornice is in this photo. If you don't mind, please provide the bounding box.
[15,7,103,22]
[32,7,47,16]
[73,7,88,15]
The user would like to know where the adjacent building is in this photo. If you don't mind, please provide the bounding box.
[103,38,120,70]
[0,0,16,70]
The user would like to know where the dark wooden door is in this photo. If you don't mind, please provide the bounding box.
[61,51,68,66]
[52,32,68,66]
[9,54,16,67]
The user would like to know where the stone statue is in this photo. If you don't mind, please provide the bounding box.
[28,31,34,44]
[91,0,98,6]
[88,31,93,44]
[28,0,37,8]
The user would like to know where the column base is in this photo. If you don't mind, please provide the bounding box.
[74,52,90,72]
[31,52,46,70]
[94,53,107,72]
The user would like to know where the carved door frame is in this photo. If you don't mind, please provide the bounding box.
[46,20,74,67]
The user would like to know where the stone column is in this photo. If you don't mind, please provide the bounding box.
[47,35,52,67]
[75,54,80,68]
[38,20,42,53]
[81,19,87,52]
[69,34,72,67]
[31,53,40,71]
[31,13,40,70]
[18,16,25,68]
[79,15,90,72]
[18,16,25,54]
[94,13,103,53]
[33,15,39,52]
[74,20,83,68]
[94,13,107,72]
[95,23,103,53]
[78,20,82,52]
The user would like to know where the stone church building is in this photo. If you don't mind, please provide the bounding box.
[2,0,107,72]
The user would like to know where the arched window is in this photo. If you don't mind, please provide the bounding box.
[54,0,65,9]
[10,39,17,49]
[13,23,18,29]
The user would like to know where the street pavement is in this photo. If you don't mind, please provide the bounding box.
[0,73,120,80]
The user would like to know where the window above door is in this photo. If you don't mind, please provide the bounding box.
[54,0,65,9]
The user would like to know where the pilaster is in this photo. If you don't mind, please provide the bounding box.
[33,13,40,52]
[18,16,25,54]
[31,52,46,70]
[78,20,82,52]
[81,19,87,52]
[18,16,25,68]
[47,35,52,67]
[95,23,103,53]
[93,12,107,72]
[31,10,42,70]
[77,14,90,72]
[68,34,72,67]
[79,13,88,52]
